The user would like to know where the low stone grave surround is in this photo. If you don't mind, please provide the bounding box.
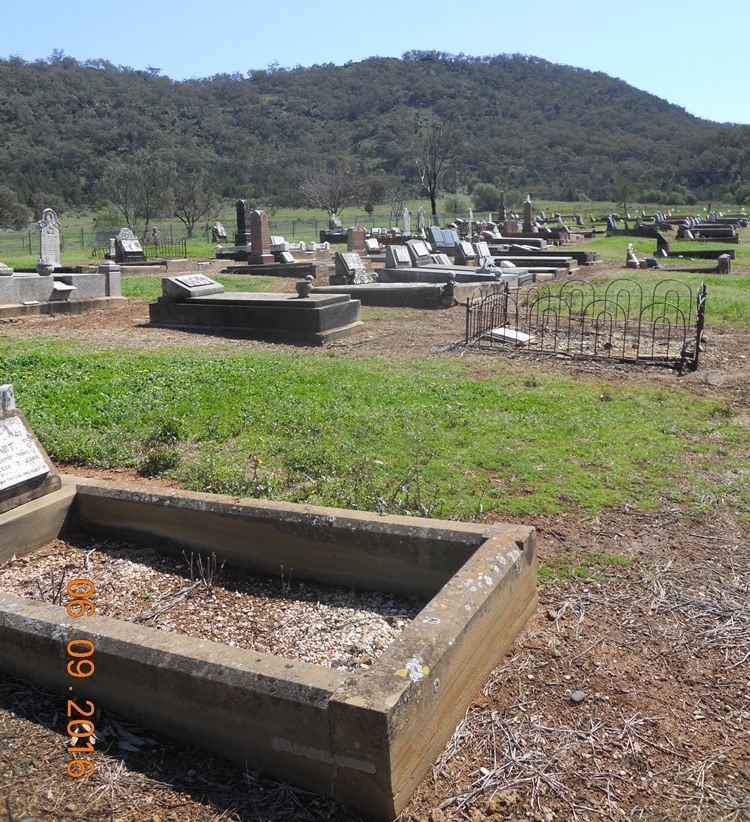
[0,390,537,820]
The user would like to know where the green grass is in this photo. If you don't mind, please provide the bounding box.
[538,551,634,582]
[121,275,277,301]
[1,342,747,519]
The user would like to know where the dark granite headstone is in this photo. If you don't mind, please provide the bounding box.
[235,199,252,246]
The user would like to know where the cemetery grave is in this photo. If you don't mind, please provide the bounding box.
[466,277,706,372]
[0,386,537,819]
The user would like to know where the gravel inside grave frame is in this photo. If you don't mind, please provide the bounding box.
[0,534,428,670]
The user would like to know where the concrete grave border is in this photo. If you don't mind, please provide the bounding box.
[0,477,536,819]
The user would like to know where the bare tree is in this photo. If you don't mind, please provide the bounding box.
[101,150,174,240]
[415,116,453,223]
[173,151,219,238]
[299,162,362,217]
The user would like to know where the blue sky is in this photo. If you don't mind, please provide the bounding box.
[3,0,749,124]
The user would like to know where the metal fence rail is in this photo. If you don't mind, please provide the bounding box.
[465,278,706,372]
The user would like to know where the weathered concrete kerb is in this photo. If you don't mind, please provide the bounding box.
[0,478,537,819]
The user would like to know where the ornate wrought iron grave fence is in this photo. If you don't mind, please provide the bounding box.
[465,278,706,372]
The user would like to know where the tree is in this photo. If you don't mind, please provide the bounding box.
[0,186,30,230]
[471,183,501,213]
[101,151,174,241]
[610,173,639,215]
[299,162,362,217]
[414,116,453,223]
[173,151,220,238]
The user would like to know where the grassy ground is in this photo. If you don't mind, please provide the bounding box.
[1,342,747,520]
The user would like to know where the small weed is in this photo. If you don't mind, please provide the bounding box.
[139,445,182,476]
[36,571,66,604]
[183,550,225,594]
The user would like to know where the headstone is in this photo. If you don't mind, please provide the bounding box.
[212,222,228,242]
[365,238,380,254]
[474,241,492,262]
[329,213,342,230]
[347,226,367,256]
[454,240,476,266]
[248,210,274,265]
[115,228,146,264]
[333,251,373,284]
[428,226,443,247]
[406,239,432,267]
[37,208,61,271]
[431,253,452,265]
[160,274,225,301]
[0,384,61,515]
[498,190,506,222]
[385,245,412,269]
[0,262,13,276]
[443,229,459,247]
[523,195,534,233]
[717,254,731,274]
[280,251,296,264]
[152,226,162,245]
[625,243,639,269]
[417,207,426,238]
[235,199,252,246]
[403,208,411,235]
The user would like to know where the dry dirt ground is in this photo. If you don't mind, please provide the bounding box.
[0,264,749,821]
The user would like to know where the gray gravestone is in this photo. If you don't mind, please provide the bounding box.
[333,252,372,284]
[385,245,412,269]
[365,238,380,254]
[428,226,443,247]
[115,228,145,263]
[0,383,61,514]
[417,207,426,238]
[454,241,476,266]
[402,208,411,235]
[160,274,225,301]
[406,239,432,267]
[38,208,61,271]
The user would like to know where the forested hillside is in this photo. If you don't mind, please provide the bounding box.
[1,49,748,223]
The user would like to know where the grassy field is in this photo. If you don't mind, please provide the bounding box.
[1,341,747,520]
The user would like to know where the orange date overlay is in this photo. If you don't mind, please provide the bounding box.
[65,578,96,778]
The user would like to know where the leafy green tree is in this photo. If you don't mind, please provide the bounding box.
[0,186,30,229]
[471,183,501,212]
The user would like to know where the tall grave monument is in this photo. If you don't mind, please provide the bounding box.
[248,209,274,265]
[37,208,61,274]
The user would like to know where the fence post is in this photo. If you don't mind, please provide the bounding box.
[81,226,85,249]
[28,228,32,251]
[170,224,173,243]
[292,220,295,238]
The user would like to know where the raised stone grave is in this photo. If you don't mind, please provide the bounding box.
[115,228,146,264]
[150,273,363,344]
[0,384,61,514]
[385,245,412,269]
